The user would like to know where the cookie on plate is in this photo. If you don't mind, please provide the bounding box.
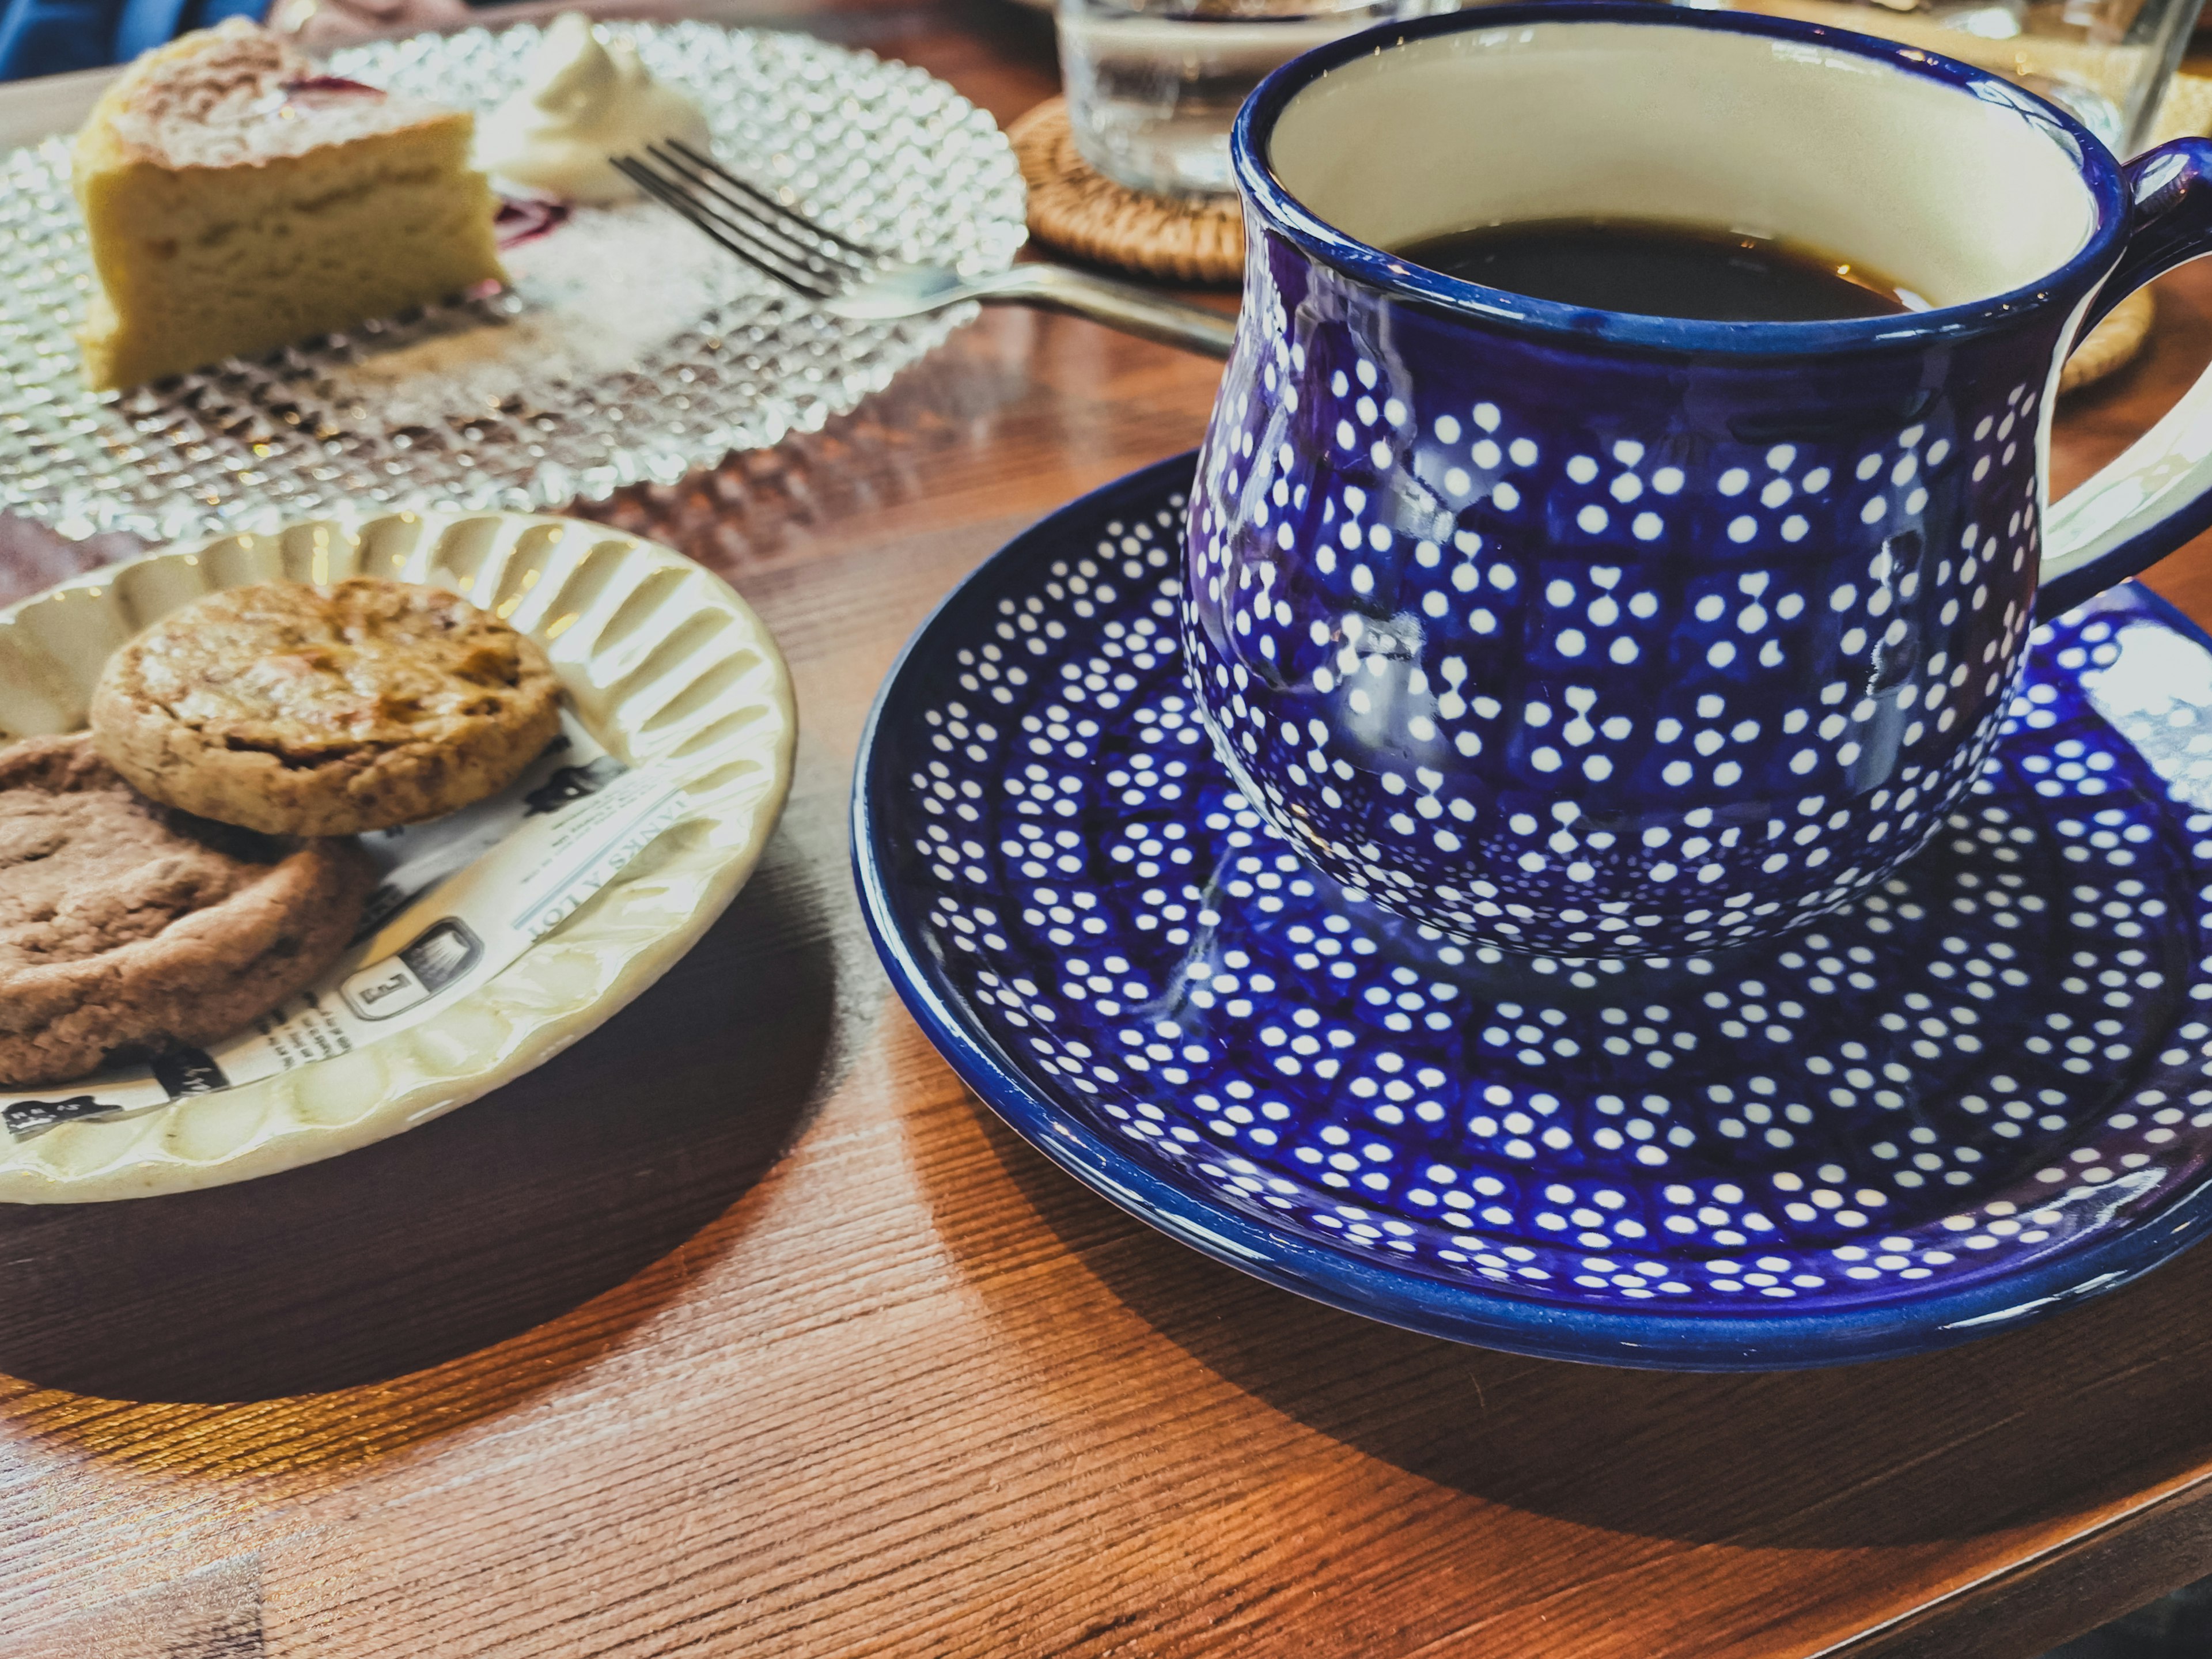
[0,734,375,1088]
[91,577,563,837]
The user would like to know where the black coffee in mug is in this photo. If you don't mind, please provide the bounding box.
[1392,216,1914,322]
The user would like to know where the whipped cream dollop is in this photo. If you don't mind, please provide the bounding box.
[476,13,711,206]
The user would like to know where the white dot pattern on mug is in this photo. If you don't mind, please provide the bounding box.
[1184,251,2057,955]
[881,472,2212,1317]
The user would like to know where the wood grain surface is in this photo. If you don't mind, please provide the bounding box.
[6,5,2212,1654]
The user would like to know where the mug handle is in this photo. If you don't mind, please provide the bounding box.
[2039,138,2212,619]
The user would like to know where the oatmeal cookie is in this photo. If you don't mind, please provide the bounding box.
[0,733,374,1088]
[90,577,563,836]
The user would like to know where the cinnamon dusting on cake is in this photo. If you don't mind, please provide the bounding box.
[103,18,452,170]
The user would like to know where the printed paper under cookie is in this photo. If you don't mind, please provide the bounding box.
[1,714,691,1137]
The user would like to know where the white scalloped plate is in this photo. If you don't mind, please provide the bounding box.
[0,512,795,1202]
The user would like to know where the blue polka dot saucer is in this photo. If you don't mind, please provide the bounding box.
[853,454,2212,1369]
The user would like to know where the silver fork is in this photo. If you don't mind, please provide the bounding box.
[612,141,1238,360]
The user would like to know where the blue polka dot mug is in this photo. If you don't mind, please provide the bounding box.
[1185,1,2212,956]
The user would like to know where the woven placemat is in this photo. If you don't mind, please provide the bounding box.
[1009,97,1244,284]
[2055,68,2212,391]
[2060,69,2212,391]
[2063,287,2156,396]
[2153,68,2212,147]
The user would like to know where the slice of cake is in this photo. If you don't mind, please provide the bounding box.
[72,19,506,391]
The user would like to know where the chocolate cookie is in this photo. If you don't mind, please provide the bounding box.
[0,734,374,1088]
[89,577,563,836]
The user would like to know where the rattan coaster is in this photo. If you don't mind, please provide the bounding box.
[1010,97,1244,284]
[2062,287,2154,396]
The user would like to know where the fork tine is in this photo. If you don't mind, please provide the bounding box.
[660,138,882,266]
[614,156,839,300]
[640,142,865,286]
[613,155,821,291]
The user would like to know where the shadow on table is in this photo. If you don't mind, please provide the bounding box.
[955,1098,2212,1551]
[2043,1576,2212,1658]
[0,825,836,1406]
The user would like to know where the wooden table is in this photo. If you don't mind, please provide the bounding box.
[10,5,2212,1655]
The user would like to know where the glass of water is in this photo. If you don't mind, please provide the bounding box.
[1058,0,1430,200]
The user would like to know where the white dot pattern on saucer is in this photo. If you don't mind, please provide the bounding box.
[879,472,2212,1320]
